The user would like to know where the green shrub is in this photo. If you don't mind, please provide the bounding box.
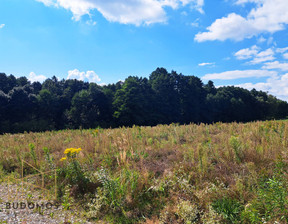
[242,159,288,223]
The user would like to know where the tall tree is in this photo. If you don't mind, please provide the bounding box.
[113,76,155,126]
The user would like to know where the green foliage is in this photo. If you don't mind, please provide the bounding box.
[85,187,107,220]
[0,165,5,182]
[96,168,125,212]
[1,68,288,134]
[96,168,140,212]
[62,186,74,211]
[242,159,288,223]
[57,148,89,195]
[42,147,54,169]
[29,143,37,166]
[212,197,243,223]
[229,136,243,163]
[93,168,143,223]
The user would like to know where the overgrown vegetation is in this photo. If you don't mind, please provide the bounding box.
[1,68,288,134]
[1,120,288,223]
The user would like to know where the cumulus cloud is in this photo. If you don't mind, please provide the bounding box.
[67,69,101,83]
[195,13,255,42]
[195,0,288,42]
[236,74,288,101]
[0,24,5,29]
[36,0,204,25]
[28,72,47,83]
[262,61,288,71]
[202,69,276,80]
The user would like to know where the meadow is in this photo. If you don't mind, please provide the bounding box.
[1,120,288,223]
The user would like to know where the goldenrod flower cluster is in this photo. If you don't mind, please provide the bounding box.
[60,147,82,161]
[64,147,82,154]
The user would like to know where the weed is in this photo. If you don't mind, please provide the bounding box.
[85,187,107,220]
[29,143,38,166]
[176,200,200,224]
[212,197,243,223]
[62,186,73,210]
[242,159,288,223]
[43,147,54,169]
[57,148,89,195]
[229,136,243,163]
[1,121,288,223]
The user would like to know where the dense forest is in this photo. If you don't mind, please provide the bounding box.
[0,67,287,133]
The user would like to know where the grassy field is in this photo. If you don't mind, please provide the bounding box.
[1,120,288,223]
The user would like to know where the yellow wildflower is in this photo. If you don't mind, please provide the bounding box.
[75,148,82,153]
[60,157,67,161]
[71,148,82,154]
[64,148,72,154]
[64,147,82,156]
[64,148,70,154]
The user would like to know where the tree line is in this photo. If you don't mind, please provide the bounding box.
[0,67,287,133]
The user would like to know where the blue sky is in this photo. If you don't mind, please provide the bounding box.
[1,0,288,100]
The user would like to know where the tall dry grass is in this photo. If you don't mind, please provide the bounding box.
[1,120,288,223]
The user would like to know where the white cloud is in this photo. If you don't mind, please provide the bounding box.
[275,47,288,59]
[250,48,275,64]
[36,0,204,26]
[189,18,200,27]
[86,20,97,26]
[198,62,215,67]
[276,47,288,54]
[234,45,259,60]
[190,22,199,27]
[67,69,101,83]
[257,36,266,44]
[234,46,275,64]
[181,11,188,16]
[195,13,255,42]
[236,74,288,101]
[191,0,204,14]
[195,0,288,42]
[262,61,288,71]
[267,36,274,46]
[202,69,276,80]
[235,0,262,5]
[28,72,47,83]
[36,0,56,6]
[0,24,5,29]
